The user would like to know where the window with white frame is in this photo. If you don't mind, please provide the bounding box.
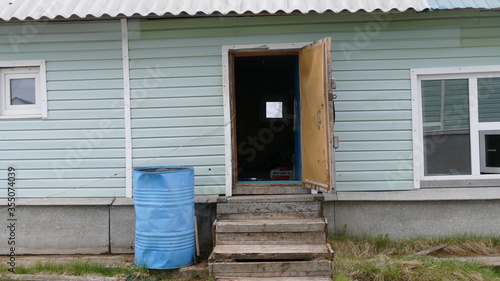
[412,66,500,186]
[0,61,47,118]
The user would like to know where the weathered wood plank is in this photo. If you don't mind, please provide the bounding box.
[217,202,322,215]
[217,212,322,220]
[215,232,327,245]
[214,218,326,233]
[215,276,332,281]
[211,244,333,261]
[225,194,320,203]
[0,275,123,281]
[210,259,332,277]
[408,244,447,257]
[232,185,309,195]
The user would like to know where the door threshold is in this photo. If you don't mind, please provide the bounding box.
[233,182,309,195]
[236,180,302,184]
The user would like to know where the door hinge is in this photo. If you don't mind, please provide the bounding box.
[328,78,337,101]
[334,136,339,149]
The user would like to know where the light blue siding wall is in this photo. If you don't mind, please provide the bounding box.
[128,21,225,195]
[131,10,500,192]
[3,10,500,197]
[0,21,126,197]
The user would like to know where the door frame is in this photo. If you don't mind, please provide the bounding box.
[222,42,311,196]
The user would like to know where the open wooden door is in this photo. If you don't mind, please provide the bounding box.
[300,37,335,193]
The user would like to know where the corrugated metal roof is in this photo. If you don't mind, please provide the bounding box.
[0,0,430,22]
[427,0,500,9]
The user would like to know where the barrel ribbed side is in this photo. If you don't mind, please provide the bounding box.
[133,166,195,269]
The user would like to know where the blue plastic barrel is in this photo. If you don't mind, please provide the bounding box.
[133,166,195,269]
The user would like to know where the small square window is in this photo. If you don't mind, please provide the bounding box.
[479,130,500,174]
[0,61,46,118]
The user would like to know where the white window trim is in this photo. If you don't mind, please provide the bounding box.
[411,65,500,189]
[0,60,47,119]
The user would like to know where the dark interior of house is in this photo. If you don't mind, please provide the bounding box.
[234,55,299,181]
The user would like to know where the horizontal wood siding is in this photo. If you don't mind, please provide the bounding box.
[133,10,500,192]
[0,21,125,197]
[4,10,500,197]
[128,20,225,195]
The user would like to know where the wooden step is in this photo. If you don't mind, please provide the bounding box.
[216,195,324,219]
[214,218,327,245]
[210,244,333,261]
[215,218,327,233]
[216,231,327,245]
[232,184,310,195]
[215,277,332,281]
[219,194,322,203]
[217,201,322,220]
[210,194,332,280]
[210,259,332,278]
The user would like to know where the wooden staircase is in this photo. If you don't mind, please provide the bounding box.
[209,194,333,280]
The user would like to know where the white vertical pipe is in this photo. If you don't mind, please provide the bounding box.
[121,18,133,198]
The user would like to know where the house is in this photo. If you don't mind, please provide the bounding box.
[0,0,499,259]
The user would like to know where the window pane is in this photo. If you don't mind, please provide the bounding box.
[421,80,442,131]
[478,77,500,122]
[485,134,500,168]
[10,78,36,105]
[421,79,471,176]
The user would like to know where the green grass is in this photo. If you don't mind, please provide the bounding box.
[1,235,499,281]
[336,255,499,281]
[6,260,140,277]
[331,233,500,281]
[0,260,206,281]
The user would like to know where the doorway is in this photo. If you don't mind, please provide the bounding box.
[233,54,301,183]
[223,38,335,195]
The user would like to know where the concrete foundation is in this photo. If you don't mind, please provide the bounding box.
[16,205,110,254]
[110,199,135,254]
[0,198,217,258]
[1,196,499,256]
[324,200,500,239]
